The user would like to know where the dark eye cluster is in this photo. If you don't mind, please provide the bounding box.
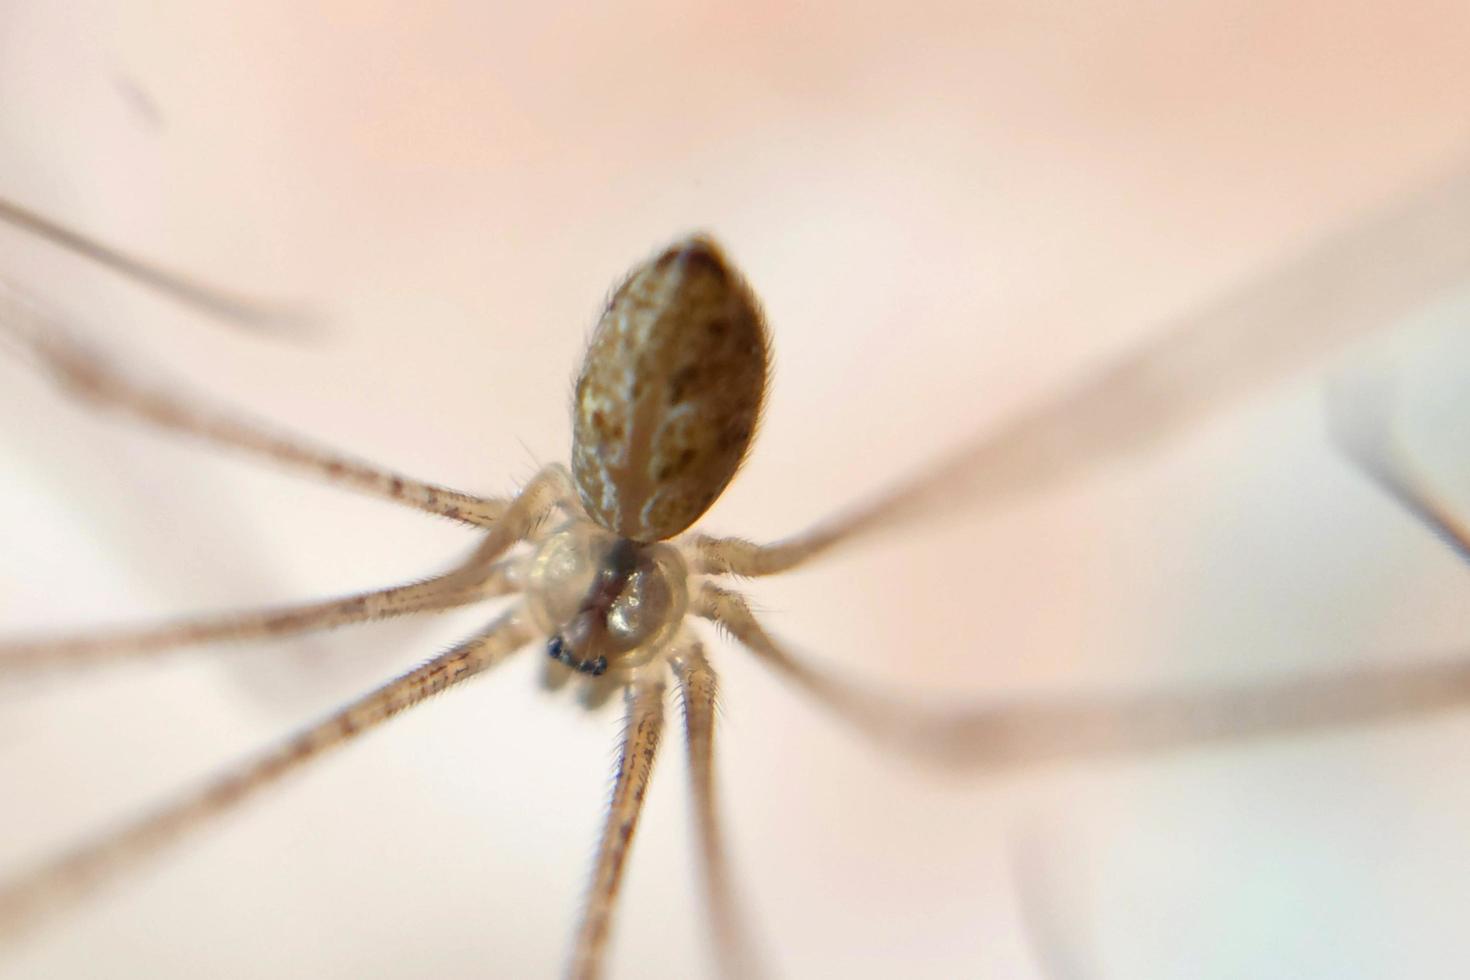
[547,634,608,676]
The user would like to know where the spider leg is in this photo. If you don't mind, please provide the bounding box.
[1329,381,1470,564]
[671,638,767,980]
[693,583,1470,770]
[1007,821,1090,980]
[459,463,575,562]
[567,670,666,980]
[0,196,307,333]
[0,285,507,528]
[0,606,535,948]
[0,464,569,673]
[0,559,519,673]
[684,166,1470,577]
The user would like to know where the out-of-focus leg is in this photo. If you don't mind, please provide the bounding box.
[685,169,1470,578]
[0,465,569,674]
[672,638,767,980]
[0,286,507,527]
[1330,384,1470,564]
[0,196,304,331]
[0,559,519,672]
[693,582,1470,769]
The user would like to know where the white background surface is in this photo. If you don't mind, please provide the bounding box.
[2,3,1470,977]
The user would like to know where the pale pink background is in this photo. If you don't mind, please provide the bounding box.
[2,2,1470,978]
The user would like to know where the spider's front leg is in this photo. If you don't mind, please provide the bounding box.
[0,467,581,944]
[0,608,536,949]
[568,669,666,980]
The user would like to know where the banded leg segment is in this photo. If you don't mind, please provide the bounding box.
[0,464,569,673]
[0,286,506,528]
[694,583,1470,769]
[460,464,575,566]
[673,641,766,980]
[567,671,666,980]
[0,608,534,946]
[0,560,519,672]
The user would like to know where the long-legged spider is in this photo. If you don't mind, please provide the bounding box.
[2,168,1470,978]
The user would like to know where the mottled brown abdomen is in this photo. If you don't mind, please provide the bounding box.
[572,236,769,542]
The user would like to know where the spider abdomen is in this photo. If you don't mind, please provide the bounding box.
[572,236,769,542]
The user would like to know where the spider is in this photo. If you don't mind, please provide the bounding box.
[1,172,1470,979]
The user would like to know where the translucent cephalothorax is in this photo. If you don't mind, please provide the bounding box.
[4,190,1470,980]
[527,521,689,677]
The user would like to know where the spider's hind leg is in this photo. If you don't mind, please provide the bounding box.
[0,195,306,331]
[0,286,508,528]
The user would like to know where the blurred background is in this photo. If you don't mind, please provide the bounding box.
[2,2,1470,977]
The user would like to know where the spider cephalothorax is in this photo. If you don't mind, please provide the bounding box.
[533,527,687,677]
